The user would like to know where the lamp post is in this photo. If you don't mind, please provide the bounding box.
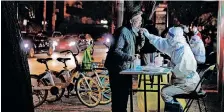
[43,0,46,31]
[111,21,115,34]
[16,1,19,20]
[52,0,56,31]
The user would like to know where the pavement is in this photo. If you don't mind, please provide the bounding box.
[35,92,221,112]
[31,41,221,112]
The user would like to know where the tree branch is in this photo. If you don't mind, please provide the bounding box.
[149,1,156,20]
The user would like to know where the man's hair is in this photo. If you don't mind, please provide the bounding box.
[123,1,142,26]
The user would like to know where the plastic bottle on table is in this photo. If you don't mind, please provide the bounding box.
[155,53,164,67]
[134,54,142,71]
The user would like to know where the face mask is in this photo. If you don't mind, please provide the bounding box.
[167,33,176,46]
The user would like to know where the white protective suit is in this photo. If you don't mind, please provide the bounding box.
[189,35,206,64]
[142,27,200,103]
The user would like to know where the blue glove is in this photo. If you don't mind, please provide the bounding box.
[141,28,153,40]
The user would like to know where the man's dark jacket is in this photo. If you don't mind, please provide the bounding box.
[104,26,145,71]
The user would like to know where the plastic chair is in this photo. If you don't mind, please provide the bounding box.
[173,64,216,112]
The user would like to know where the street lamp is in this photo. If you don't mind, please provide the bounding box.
[101,19,108,24]
[23,19,28,33]
[42,21,47,31]
[23,19,27,26]
[42,21,47,25]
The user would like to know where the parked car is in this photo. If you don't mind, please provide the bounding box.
[49,31,63,42]
[22,33,53,58]
[53,34,79,53]
[49,31,63,50]
[52,31,63,38]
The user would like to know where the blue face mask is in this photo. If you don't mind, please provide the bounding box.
[190,36,200,45]
[167,32,177,47]
[167,35,185,52]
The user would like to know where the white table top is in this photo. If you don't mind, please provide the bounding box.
[120,66,172,76]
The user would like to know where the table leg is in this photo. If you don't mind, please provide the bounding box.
[158,76,161,112]
[130,76,133,112]
[144,74,147,112]
[138,74,142,88]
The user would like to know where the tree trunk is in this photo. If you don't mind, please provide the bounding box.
[148,1,157,20]
[52,0,56,31]
[2,1,34,112]
[43,0,47,31]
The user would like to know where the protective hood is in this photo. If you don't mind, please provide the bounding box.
[189,35,201,45]
[167,27,186,47]
[192,27,199,35]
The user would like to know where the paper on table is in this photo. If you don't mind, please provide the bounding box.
[120,66,171,75]
[120,69,142,75]
[142,66,171,73]
[142,66,161,71]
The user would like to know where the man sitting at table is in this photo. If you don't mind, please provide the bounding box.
[142,27,200,112]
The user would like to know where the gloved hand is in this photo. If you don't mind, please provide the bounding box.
[141,28,151,38]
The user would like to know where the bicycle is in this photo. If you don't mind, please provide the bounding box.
[52,50,102,107]
[82,62,111,105]
[31,58,64,108]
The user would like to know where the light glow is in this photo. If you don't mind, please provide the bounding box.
[106,38,110,43]
[69,42,76,46]
[24,43,29,48]
[101,20,108,24]
[53,41,58,46]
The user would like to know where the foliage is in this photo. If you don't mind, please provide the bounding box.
[196,13,217,30]
[142,1,160,20]
[67,1,113,21]
[168,1,218,26]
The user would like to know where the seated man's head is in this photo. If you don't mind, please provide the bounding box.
[204,35,212,45]
[166,27,186,46]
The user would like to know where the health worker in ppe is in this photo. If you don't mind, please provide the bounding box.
[192,27,202,39]
[142,27,201,112]
[189,35,206,64]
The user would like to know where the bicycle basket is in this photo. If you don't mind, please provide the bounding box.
[82,62,105,71]
[92,62,105,69]
[81,62,93,71]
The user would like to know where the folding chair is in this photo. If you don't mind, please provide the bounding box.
[173,64,216,112]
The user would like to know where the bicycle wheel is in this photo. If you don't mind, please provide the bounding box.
[75,77,101,108]
[31,75,48,108]
[93,74,111,105]
[46,75,66,103]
